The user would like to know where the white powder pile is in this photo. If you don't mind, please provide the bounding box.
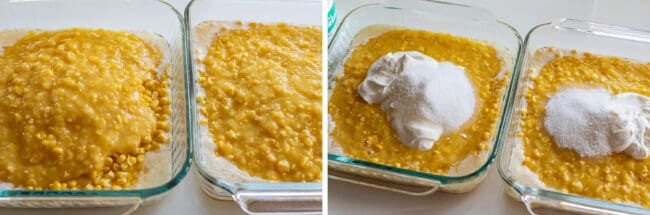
[544,89,613,156]
[358,51,476,150]
[545,88,650,159]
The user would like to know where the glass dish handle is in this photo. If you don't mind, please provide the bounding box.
[383,0,496,22]
[553,18,650,43]
[521,194,635,215]
[0,196,141,215]
[329,167,440,196]
[234,190,322,215]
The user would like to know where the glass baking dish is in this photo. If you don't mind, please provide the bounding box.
[0,0,191,214]
[184,0,322,214]
[327,0,522,195]
[497,18,650,215]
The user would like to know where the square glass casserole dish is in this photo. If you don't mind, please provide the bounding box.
[185,0,322,214]
[497,18,650,215]
[327,0,522,195]
[0,0,191,213]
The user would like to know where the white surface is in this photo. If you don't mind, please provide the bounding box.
[0,0,649,215]
[135,167,246,215]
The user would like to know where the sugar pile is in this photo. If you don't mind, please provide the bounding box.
[357,51,476,150]
[544,89,613,156]
[545,88,650,159]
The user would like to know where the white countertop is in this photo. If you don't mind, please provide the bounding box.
[1,0,649,215]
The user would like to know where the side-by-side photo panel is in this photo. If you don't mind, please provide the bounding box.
[2,0,650,214]
[328,0,650,215]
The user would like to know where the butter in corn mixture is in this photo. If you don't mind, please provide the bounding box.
[198,22,322,182]
[521,47,650,206]
[329,27,508,174]
[0,28,171,190]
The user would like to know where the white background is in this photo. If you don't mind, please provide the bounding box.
[1,0,650,214]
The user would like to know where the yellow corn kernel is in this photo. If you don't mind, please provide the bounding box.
[198,23,322,182]
[0,29,172,190]
[518,47,650,207]
[329,27,505,180]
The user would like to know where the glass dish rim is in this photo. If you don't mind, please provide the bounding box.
[184,0,322,194]
[327,0,524,184]
[0,0,193,199]
[496,18,650,213]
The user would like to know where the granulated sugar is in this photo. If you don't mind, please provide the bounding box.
[358,51,475,150]
[544,88,613,157]
[545,88,650,159]
[384,54,476,131]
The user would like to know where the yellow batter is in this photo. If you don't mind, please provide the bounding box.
[521,47,650,206]
[197,22,322,182]
[0,28,170,190]
[329,27,508,175]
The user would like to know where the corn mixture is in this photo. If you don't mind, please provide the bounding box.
[521,47,650,206]
[0,29,171,190]
[198,22,322,182]
[329,28,508,174]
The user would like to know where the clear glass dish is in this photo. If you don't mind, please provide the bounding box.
[184,0,322,214]
[497,18,650,215]
[327,0,522,195]
[0,0,191,214]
